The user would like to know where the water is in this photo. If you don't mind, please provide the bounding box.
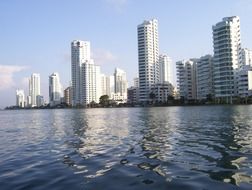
[0,106,252,190]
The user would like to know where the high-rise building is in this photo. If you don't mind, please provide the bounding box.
[196,55,214,100]
[114,68,127,101]
[212,16,242,103]
[241,48,252,66]
[49,72,62,106]
[100,74,107,96]
[64,86,72,106]
[16,89,25,107]
[29,73,41,107]
[176,60,197,100]
[71,40,101,106]
[106,75,114,98]
[133,77,139,88]
[159,54,173,84]
[137,19,159,103]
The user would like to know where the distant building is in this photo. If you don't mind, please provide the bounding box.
[137,19,159,103]
[241,48,252,66]
[176,60,197,100]
[106,75,114,98]
[36,95,44,107]
[212,16,242,103]
[114,68,127,101]
[16,89,25,107]
[49,72,62,106]
[64,86,72,106]
[133,77,139,88]
[29,73,41,107]
[196,55,214,100]
[100,74,107,96]
[159,54,173,84]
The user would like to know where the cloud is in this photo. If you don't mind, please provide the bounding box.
[0,65,28,90]
[104,0,128,12]
[92,49,117,65]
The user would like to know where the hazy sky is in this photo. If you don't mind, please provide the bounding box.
[0,0,252,108]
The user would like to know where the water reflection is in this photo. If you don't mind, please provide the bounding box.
[66,108,133,179]
[1,106,252,190]
[138,106,252,187]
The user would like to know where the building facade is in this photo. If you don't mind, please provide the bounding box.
[137,19,159,103]
[176,60,197,100]
[127,86,139,104]
[196,55,214,100]
[64,86,72,106]
[212,16,242,103]
[16,89,25,107]
[159,54,173,84]
[150,82,174,103]
[29,73,41,107]
[49,72,62,106]
[114,68,127,101]
[241,48,252,66]
[237,65,252,98]
[71,40,101,106]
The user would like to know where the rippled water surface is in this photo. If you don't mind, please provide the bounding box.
[1,106,252,189]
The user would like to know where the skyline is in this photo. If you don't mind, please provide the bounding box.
[1,0,252,108]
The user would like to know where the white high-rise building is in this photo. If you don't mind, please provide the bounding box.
[16,89,25,107]
[137,19,159,103]
[114,68,128,101]
[100,74,107,96]
[241,48,252,66]
[29,73,41,107]
[106,75,114,98]
[196,55,214,100]
[212,16,242,103]
[176,60,197,100]
[100,74,115,98]
[71,40,101,106]
[49,72,62,106]
[159,54,173,84]
[133,77,139,88]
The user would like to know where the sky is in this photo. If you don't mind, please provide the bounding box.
[0,0,252,108]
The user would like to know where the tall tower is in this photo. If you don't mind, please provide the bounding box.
[71,40,101,106]
[137,19,159,103]
[212,16,242,103]
[49,72,62,106]
[159,54,173,84]
[29,73,41,107]
[71,40,90,106]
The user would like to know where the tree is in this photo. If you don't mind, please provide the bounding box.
[167,95,174,101]
[149,92,156,104]
[206,94,213,102]
[99,95,109,107]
